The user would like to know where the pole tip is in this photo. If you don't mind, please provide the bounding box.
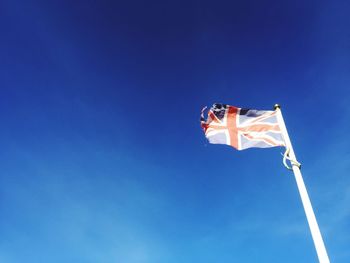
[274,104,281,110]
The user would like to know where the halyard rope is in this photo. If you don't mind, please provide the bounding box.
[282,148,301,170]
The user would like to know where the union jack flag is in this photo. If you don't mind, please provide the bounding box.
[201,103,285,150]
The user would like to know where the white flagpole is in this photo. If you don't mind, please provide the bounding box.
[274,104,330,263]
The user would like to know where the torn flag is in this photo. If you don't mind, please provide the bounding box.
[201,103,285,150]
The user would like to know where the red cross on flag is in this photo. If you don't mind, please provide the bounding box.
[201,103,286,150]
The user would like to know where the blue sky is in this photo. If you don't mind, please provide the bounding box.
[0,0,350,262]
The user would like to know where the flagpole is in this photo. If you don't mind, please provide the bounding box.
[274,104,330,263]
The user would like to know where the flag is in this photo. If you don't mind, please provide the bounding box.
[201,103,285,150]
